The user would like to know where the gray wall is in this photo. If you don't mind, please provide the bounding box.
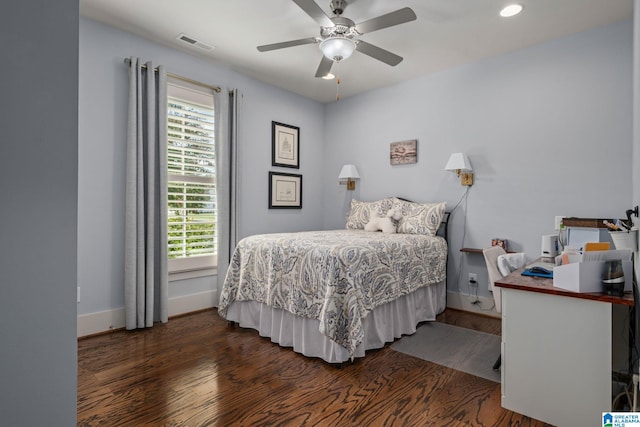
[323,20,633,302]
[0,1,78,425]
[78,18,325,315]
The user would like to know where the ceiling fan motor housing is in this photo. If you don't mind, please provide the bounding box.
[321,16,358,38]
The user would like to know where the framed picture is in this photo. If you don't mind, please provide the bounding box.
[390,139,418,165]
[269,172,302,209]
[272,121,300,168]
[492,238,509,252]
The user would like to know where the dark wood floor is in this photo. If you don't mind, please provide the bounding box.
[78,308,550,426]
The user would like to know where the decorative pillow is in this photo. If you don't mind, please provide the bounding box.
[345,198,394,230]
[391,198,447,236]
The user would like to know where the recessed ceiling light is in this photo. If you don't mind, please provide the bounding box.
[499,4,523,18]
[322,73,335,80]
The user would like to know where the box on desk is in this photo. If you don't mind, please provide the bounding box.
[553,260,632,293]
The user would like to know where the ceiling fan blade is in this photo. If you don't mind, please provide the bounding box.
[355,7,417,34]
[356,40,403,66]
[292,0,334,27]
[314,56,334,78]
[257,37,318,52]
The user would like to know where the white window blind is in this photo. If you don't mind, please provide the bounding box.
[167,78,216,273]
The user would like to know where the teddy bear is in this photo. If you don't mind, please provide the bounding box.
[364,209,403,233]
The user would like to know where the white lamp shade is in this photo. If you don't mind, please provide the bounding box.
[339,164,360,179]
[320,37,356,62]
[444,153,472,172]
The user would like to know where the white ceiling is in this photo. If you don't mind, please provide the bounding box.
[80,0,633,103]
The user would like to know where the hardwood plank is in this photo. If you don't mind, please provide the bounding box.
[78,308,550,426]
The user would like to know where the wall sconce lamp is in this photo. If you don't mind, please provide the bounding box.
[444,153,474,186]
[339,164,360,190]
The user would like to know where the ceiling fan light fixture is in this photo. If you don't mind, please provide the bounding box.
[499,4,523,18]
[320,37,356,62]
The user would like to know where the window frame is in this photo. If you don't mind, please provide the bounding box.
[166,76,217,276]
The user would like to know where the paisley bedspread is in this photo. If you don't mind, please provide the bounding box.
[218,229,447,357]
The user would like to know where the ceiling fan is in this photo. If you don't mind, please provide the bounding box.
[257,0,417,78]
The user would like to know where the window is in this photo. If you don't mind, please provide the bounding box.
[167,77,216,273]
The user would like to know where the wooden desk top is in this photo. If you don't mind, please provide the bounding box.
[495,268,634,306]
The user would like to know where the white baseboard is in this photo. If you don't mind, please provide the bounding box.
[77,307,125,337]
[168,290,218,317]
[446,291,501,318]
[78,290,491,337]
[77,290,218,338]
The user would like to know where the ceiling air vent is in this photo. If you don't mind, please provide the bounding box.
[176,33,214,51]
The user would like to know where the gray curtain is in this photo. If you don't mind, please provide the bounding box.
[216,89,239,301]
[124,57,169,329]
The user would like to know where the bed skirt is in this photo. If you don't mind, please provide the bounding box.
[224,280,446,363]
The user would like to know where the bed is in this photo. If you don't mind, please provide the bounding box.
[218,197,449,363]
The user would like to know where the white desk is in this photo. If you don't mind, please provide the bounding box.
[496,270,634,427]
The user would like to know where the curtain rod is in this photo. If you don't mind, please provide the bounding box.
[123,58,221,93]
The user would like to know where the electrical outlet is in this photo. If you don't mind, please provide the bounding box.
[555,215,565,230]
[468,273,477,287]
